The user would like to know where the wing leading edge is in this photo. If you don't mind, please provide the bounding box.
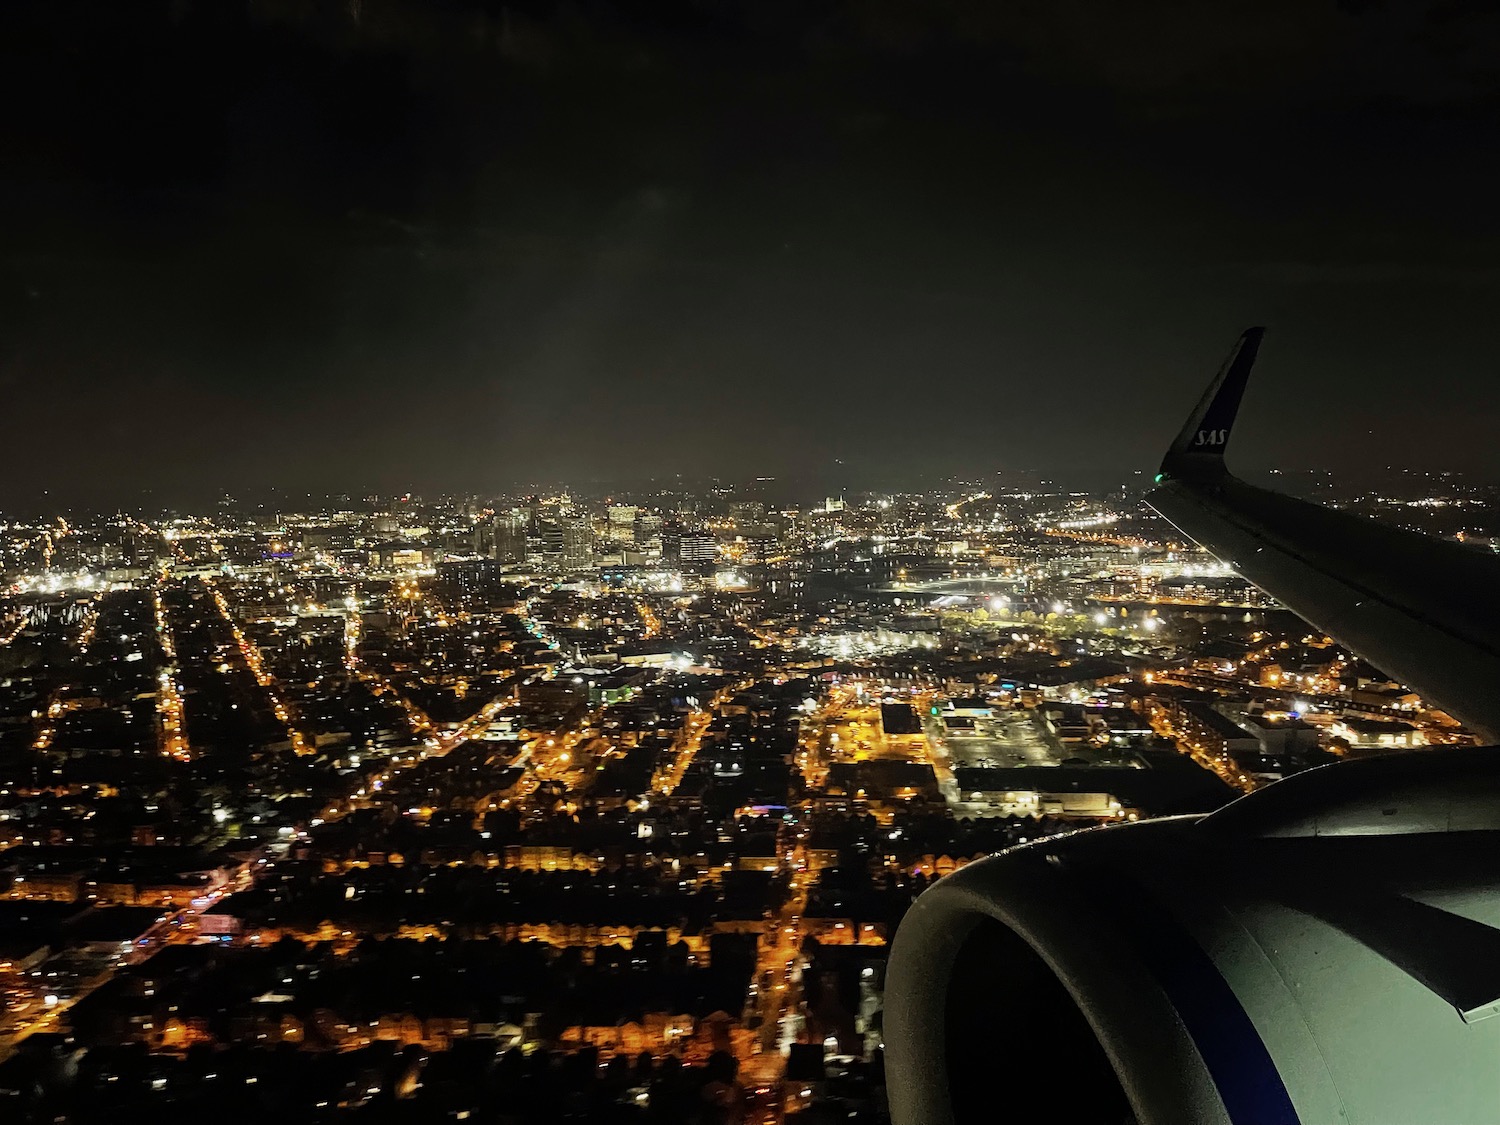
[1146,331,1500,742]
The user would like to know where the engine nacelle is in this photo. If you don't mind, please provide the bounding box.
[884,748,1500,1125]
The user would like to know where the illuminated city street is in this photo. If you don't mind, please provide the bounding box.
[0,483,1484,1119]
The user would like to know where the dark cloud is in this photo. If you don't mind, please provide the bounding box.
[3,0,1500,507]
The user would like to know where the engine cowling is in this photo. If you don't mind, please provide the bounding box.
[884,748,1500,1125]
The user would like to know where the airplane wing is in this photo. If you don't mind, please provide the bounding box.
[883,335,1500,1125]
[1146,329,1500,741]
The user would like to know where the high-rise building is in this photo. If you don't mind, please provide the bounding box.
[679,532,719,574]
[492,510,529,565]
[660,520,682,565]
[439,557,503,599]
[537,519,564,563]
[558,515,594,571]
[607,505,638,545]
[472,521,494,557]
[729,501,766,524]
[741,534,781,563]
[634,514,663,553]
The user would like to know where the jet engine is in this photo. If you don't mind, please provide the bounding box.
[885,747,1500,1124]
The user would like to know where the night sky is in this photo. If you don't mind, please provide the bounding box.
[5,0,1500,507]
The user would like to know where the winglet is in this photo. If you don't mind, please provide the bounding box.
[1157,327,1265,482]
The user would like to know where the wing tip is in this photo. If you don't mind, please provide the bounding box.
[1157,326,1266,482]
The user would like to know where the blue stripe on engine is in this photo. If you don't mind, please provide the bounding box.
[1083,870,1301,1125]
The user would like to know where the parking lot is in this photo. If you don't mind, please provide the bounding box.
[924,707,1114,815]
[937,710,1067,769]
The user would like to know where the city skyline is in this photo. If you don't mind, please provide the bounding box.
[7,448,1500,518]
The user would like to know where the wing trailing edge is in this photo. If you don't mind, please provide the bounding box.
[1146,330,1500,741]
